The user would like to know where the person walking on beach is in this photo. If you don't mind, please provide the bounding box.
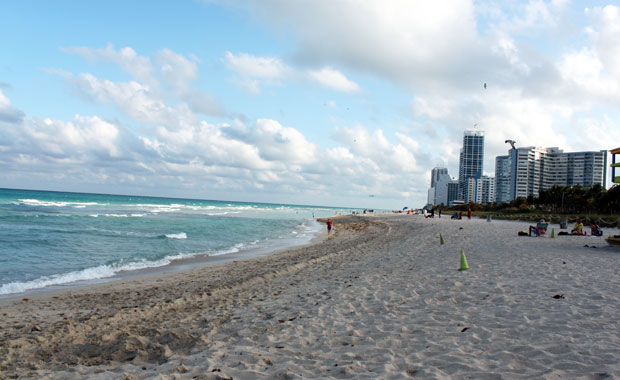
[326,219,333,233]
[467,208,472,219]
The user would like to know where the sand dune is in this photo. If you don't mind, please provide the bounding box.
[1,214,620,379]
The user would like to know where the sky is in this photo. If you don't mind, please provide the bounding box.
[1,0,619,210]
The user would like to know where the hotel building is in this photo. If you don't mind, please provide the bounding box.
[458,130,484,202]
[498,146,607,202]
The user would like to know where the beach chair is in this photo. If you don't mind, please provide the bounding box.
[536,221,549,235]
[529,220,548,236]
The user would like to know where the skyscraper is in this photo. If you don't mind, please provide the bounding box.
[427,167,458,206]
[430,167,448,188]
[458,130,484,201]
[495,155,511,203]
[503,146,607,201]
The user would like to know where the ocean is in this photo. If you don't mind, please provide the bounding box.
[0,188,352,297]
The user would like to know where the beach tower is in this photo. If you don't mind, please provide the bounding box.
[611,147,620,184]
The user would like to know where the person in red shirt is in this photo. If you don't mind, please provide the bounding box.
[326,219,333,233]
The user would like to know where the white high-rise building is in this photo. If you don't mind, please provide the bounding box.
[430,167,448,188]
[458,130,484,201]
[495,155,511,204]
[478,176,495,204]
[509,147,553,200]
[503,146,607,201]
[427,167,458,206]
[466,176,495,204]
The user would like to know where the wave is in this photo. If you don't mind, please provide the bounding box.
[84,228,187,239]
[17,199,101,208]
[0,217,325,296]
[165,232,187,239]
[0,251,208,296]
[88,213,146,218]
[206,211,242,216]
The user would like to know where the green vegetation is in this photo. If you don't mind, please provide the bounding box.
[442,184,620,227]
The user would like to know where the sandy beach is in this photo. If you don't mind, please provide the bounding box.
[2,214,620,379]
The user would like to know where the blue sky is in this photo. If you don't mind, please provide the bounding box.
[1,0,619,209]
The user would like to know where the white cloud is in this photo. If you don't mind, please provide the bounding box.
[309,67,360,93]
[155,48,199,89]
[62,43,157,88]
[146,121,272,171]
[587,6,620,81]
[239,0,484,90]
[0,90,24,124]
[559,48,603,87]
[333,125,422,174]
[249,119,318,164]
[73,73,193,126]
[2,82,428,207]
[5,115,122,163]
[224,51,289,94]
[224,51,286,78]
[61,45,225,117]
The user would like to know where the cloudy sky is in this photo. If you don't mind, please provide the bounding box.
[1,1,619,209]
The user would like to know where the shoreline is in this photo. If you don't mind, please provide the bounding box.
[0,218,327,301]
[2,214,620,379]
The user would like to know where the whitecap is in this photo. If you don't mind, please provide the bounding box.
[0,258,177,296]
[17,199,99,208]
[165,232,187,239]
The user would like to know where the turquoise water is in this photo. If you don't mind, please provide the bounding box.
[0,188,351,296]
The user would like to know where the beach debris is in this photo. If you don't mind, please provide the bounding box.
[440,233,445,245]
[461,327,470,332]
[552,294,565,299]
[458,250,470,271]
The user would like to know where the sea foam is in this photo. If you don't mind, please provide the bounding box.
[165,232,187,239]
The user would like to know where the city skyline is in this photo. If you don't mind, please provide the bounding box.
[429,132,608,207]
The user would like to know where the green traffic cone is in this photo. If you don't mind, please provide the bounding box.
[459,249,469,271]
[440,233,445,245]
